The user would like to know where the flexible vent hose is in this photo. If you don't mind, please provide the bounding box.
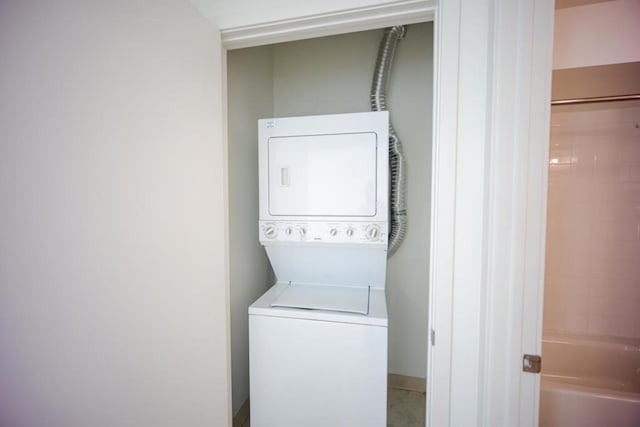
[371,25,407,257]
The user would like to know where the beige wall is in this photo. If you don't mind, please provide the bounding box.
[272,23,433,378]
[552,62,640,100]
[227,46,275,415]
[553,0,640,69]
[0,1,229,426]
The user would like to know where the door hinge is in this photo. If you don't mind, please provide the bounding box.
[430,329,435,346]
[523,354,542,373]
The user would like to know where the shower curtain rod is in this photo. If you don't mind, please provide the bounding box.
[551,94,640,105]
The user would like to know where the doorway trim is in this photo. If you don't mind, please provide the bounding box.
[479,1,554,426]
[220,0,436,49]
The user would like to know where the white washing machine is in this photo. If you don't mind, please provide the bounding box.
[249,111,389,427]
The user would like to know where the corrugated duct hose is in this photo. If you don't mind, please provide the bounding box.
[371,25,407,258]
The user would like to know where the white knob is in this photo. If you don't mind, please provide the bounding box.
[265,225,277,239]
[329,228,338,237]
[346,228,354,237]
[367,226,380,240]
[298,227,306,238]
[285,227,293,236]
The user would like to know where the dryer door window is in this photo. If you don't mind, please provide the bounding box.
[267,132,378,217]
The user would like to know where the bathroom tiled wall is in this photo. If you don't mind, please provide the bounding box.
[544,100,640,340]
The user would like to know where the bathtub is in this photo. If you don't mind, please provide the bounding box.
[540,335,640,427]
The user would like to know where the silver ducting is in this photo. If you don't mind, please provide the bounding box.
[371,25,407,257]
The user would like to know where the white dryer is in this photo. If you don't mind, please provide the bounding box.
[249,111,389,427]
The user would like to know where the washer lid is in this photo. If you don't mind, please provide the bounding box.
[270,283,370,315]
[249,283,388,327]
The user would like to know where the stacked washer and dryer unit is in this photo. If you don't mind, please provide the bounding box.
[249,111,390,426]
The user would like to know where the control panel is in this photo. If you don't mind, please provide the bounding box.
[259,221,388,245]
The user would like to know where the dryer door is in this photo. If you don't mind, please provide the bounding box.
[267,132,378,217]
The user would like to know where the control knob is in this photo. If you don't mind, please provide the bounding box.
[264,225,278,239]
[346,227,355,237]
[366,225,381,241]
[298,227,306,238]
[329,228,338,237]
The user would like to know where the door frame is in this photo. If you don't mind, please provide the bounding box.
[216,0,555,425]
[479,1,554,426]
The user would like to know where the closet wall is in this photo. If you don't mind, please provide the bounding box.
[227,45,275,415]
[272,23,433,378]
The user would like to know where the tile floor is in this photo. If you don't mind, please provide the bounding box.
[239,387,426,427]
